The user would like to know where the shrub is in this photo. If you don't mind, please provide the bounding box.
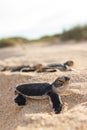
[61,25,87,41]
[0,37,29,48]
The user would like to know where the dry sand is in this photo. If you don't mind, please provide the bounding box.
[0,41,87,130]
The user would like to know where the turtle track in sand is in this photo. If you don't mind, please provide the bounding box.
[0,69,87,130]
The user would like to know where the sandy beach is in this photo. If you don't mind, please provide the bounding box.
[0,41,87,130]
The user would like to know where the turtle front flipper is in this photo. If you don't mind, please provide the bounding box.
[14,94,26,106]
[47,91,62,114]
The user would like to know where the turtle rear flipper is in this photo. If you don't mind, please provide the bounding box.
[47,91,62,114]
[14,94,26,106]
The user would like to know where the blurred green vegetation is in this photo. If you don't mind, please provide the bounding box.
[35,34,61,42]
[0,25,87,48]
[38,25,87,42]
[61,25,87,41]
[0,37,29,48]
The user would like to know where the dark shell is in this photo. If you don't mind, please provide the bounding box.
[46,63,62,68]
[16,83,52,97]
[11,65,30,72]
[37,67,57,73]
[21,67,36,72]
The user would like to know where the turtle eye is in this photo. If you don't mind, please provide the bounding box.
[58,79,64,83]
[65,77,70,81]
[15,90,17,95]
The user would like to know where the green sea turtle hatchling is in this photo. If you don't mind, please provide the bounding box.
[14,76,70,114]
[20,64,57,73]
[11,65,33,72]
[47,60,74,71]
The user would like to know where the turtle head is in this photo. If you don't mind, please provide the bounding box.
[64,60,74,67]
[52,76,70,88]
[52,76,70,94]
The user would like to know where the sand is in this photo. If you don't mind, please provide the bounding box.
[0,40,87,130]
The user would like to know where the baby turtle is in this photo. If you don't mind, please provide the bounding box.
[30,64,56,73]
[21,64,43,72]
[47,60,74,71]
[14,76,70,114]
[11,65,31,72]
